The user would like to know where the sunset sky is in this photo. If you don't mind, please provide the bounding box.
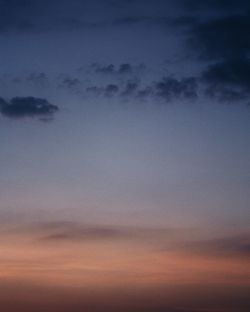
[0,1,250,311]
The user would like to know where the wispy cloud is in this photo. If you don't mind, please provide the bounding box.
[177,233,250,258]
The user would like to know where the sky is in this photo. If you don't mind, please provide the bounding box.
[0,0,250,311]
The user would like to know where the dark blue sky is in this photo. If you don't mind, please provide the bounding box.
[1,0,249,224]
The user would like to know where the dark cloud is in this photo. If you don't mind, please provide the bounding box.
[118,63,132,74]
[186,12,250,103]
[189,15,250,60]
[0,96,58,119]
[201,58,250,102]
[85,75,197,102]
[0,97,7,107]
[155,76,197,101]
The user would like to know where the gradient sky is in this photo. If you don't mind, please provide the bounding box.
[0,1,250,311]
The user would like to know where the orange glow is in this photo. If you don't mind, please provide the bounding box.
[1,227,249,291]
